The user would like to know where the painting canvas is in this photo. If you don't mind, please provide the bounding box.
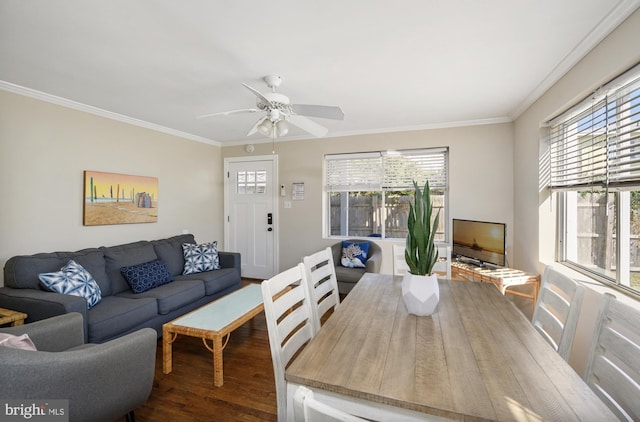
[83,171,158,226]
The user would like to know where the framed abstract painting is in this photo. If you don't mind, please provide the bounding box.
[83,170,158,226]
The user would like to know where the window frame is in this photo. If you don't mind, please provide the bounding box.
[323,148,449,241]
[549,63,640,298]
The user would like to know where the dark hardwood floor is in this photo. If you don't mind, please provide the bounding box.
[118,280,277,422]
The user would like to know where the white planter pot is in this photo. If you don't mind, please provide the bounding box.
[401,273,440,316]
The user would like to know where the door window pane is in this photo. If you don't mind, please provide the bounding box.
[237,171,266,195]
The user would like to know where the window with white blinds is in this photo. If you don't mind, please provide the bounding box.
[325,148,448,239]
[551,63,640,297]
[548,64,640,190]
[325,148,448,191]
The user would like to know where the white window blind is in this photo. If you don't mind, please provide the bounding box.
[383,148,447,190]
[548,64,640,190]
[325,152,382,192]
[326,148,448,192]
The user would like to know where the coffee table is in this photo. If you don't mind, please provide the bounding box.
[162,283,264,387]
[0,307,28,326]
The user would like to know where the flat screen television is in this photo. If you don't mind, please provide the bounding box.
[452,219,506,267]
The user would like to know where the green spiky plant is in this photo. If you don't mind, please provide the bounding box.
[405,180,440,276]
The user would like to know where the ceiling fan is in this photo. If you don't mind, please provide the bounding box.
[198,75,344,138]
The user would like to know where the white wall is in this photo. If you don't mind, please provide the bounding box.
[223,123,514,274]
[513,9,640,372]
[0,90,224,286]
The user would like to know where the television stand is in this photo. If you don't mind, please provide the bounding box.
[451,260,540,305]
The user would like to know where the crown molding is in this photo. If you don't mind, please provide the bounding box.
[0,80,221,147]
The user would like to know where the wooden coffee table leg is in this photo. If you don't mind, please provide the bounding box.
[163,328,177,374]
[203,333,231,387]
[213,334,224,387]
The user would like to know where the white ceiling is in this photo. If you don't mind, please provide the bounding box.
[1,1,638,146]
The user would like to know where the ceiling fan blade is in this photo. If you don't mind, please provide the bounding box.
[197,108,259,119]
[242,83,274,108]
[291,104,344,120]
[247,116,268,136]
[288,115,329,138]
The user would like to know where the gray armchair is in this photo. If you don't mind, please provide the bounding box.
[0,312,156,422]
[331,239,382,294]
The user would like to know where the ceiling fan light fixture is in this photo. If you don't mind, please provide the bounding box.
[257,119,272,136]
[275,120,289,137]
[269,109,281,121]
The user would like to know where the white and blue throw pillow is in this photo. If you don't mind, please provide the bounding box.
[120,259,174,293]
[340,241,370,268]
[39,259,102,309]
[182,241,220,275]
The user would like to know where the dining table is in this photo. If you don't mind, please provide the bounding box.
[285,273,617,421]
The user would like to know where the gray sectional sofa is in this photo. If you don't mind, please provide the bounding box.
[0,234,241,343]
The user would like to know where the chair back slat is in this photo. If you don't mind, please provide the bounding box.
[303,247,340,332]
[584,293,640,421]
[531,266,584,361]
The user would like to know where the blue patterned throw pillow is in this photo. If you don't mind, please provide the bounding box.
[182,241,220,275]
[340,241,370,268]
[39,259,102,309]
[120,259,174,293]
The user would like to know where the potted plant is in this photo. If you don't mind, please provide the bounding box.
[402,180,441,316]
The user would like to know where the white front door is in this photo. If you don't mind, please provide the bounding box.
[224,156,278,279]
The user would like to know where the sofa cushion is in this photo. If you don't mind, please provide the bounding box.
[334,266,366,284]
[117,279,205,315]
[87,295,158,343]
[176,268,240,296]
[340,241,370,268]
[152,234,196,276]
[4,249,109,294]
[39,259,102,309]
[101,241,158,295]
[120,259,174,293]
[182,241,221,275]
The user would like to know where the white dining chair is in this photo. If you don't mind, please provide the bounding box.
[303,247,340,333]
[293,386,368,422]
[392,244,410,276]
[583,293,640,421]
[531,266,584,361]
[261,263,316,422]
[432,245,452,279]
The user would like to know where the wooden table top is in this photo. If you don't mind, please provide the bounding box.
[285,273,616,421]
